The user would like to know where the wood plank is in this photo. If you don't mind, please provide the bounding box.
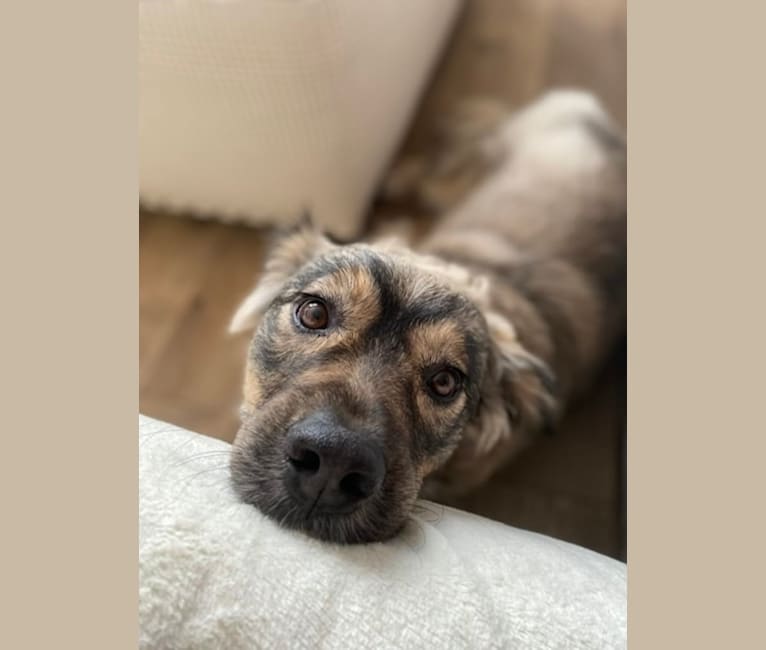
[139,213,267,441]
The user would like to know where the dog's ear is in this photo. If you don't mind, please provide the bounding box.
[490,339,558,438]
[484,312,559,440]
[229,220,334,334]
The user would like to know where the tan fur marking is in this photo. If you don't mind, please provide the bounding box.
[406,321,469,372]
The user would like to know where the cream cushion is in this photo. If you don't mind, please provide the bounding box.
[139,0,461,239]
[139,415,627,649]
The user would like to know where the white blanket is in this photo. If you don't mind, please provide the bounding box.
[139,415,626,649]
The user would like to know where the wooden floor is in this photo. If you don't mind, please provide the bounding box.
[140,0,626,559]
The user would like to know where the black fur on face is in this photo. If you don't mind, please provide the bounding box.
[230,246,491,544]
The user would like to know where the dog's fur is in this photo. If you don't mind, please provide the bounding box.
[228,90,626,544]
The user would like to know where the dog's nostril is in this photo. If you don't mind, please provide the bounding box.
[288,448,320,473]
[339,472,372,499]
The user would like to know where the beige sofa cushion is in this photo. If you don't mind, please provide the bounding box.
[139,0,461,239]
[139,415,627,649]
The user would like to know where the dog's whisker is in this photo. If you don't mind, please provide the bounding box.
[168,451,233,470]
[176,465,232,491]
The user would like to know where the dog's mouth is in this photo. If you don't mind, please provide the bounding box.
[233,471,405,545]
[269,496,392,545]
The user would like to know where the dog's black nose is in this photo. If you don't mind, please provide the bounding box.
[285,411,385,513]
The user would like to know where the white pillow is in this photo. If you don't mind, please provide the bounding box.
[139,0,461,239]
[139,415,626,649]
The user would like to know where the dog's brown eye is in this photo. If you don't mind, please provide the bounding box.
[297,299,329,330]
[427,368,462,401]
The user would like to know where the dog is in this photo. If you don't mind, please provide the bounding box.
[227,90,626,544]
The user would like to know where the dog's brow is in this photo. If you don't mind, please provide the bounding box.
[302,266,376,296]
[406,320,471,372]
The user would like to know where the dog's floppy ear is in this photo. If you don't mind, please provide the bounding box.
[229,219,334,334]
[485,312,559,440]
[491,339,558,437]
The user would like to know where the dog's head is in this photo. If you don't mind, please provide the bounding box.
[229,224,556,543]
